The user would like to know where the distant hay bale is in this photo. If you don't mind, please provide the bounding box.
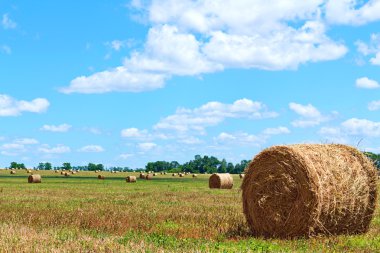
[55,170,59,173]
[126,176,137,183]
[164,172,167,175]
[145,174,153,180]
[241,144,378,238]
[98,175,105,180]
[10,170,16,174]
[64,172,69,177]
[179,173,184,177]
[209,173,233,189]
[172,173,176,177]
[71,171,76,175]
[28,174,41,183]
[153,173,157,176]
[239,174,245,179]
[140,173,145,179]
[27,169,32,173]
[192,174,197,178]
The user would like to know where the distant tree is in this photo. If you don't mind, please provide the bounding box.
[44,162,52,170]
[10,162,18,169]
[37,163,44,170]
[87,163,97,171]
[62,162,72,171]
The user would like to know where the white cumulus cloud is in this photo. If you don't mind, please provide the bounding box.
[38,144,71,154]
[0,94,49,116]
[341,118,380,137]
[61,0,351,94]
[154,98,277,133]
[356,34,380,66]
[138,142,157,151]
[78,145,105,153]
[368,100,380,111]
[289,102,330,127]
[356,77,380,89]
[40,124,72,133]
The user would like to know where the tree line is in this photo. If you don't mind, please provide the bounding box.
[6,151,380,173]
[145,155,251,174]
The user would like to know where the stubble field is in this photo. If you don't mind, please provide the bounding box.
[0,170,379,252]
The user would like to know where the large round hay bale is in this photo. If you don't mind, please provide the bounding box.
[28,174,41,183]
[126,176,137,183]
[242,144,378,238]
[145,174,153,180]
[209,173,233,189]
[139,173,145,179]
[179,173,184,177]
[239,174,245,179]
[98,175,105,180]
[192,174,197,178]
[172,173,176,177]
[153,173,157,176]
[10,170,16,174]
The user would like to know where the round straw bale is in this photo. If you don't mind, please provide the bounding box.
[145,174,153,180]
[55,170,59,173]
[241,144,378,238]
[153,173,157,176]
[64,172,69,177]
[10,170,16,174]
[140,173,145,179]
[209,173,233,189]
[98,175,105,180]
[164,172,167,175]
[126,176,137,183]
[179,173,184,177]
[27,169,32,173]
[192,174,197,178]
[172,173,176,177]
[28,174,41,183]
[239,174,245,179]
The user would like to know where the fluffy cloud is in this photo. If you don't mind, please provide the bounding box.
[154,98,277,133]
[40,124,72,132]
[356,77,380,89]
[78,145,105,152]
[121,128,149,138]
[341,118,380,137]
[61,0,351,94]
[289,102,330,127]
[138,142,157,151]
[356,34,380,66]
[325,0,380,25]
[2,14,17,29]
[60,67,167,94]
[368,100,380,111]
[0,95,49,116]
[38,144,71,154]
[14,138,39,145]
[262,126,291,135]
[119,153,134,159]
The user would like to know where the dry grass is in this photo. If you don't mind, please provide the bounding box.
[0,169,379,252]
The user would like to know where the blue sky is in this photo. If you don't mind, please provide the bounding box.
[1,0,380,168]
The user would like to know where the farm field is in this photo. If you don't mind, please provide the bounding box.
[0,170,379,252]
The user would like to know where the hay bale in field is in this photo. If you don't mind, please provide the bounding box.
[239,174,245,179]
[126,176,137,183]
[64,172,69,177]
[209,173,233,189]
[28,174,41,183]
[55,170,59,173]
[145,174,153,180]
[192,174,197,178]
[98,175,105,180]
[71,171,76,175]
[241,144,378,238]
[27,169,32,173]
[153,173,157,176]
[172,173,176,177]
[179,173,184,177]
[10,170,16,174]
[163,172,167,175]
[139,173,145,179]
